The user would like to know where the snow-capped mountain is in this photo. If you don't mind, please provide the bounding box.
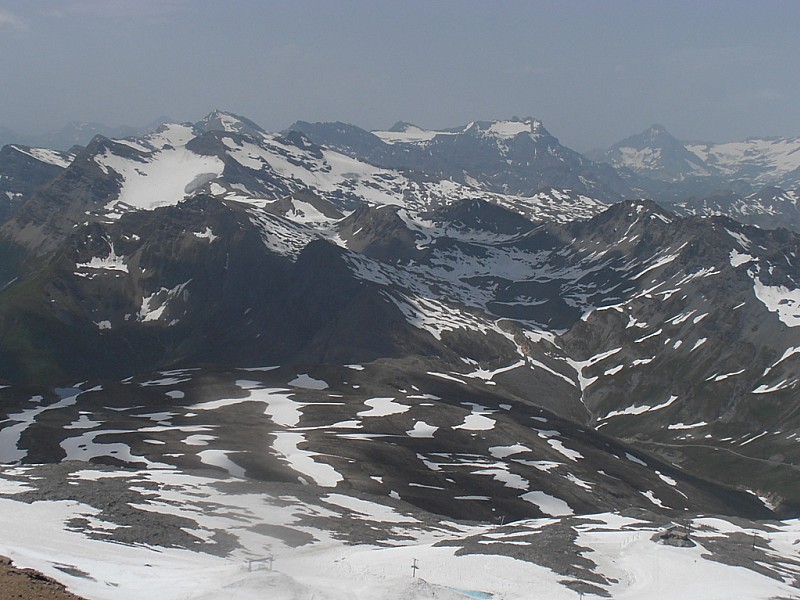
[289,117,632,200]
[594,125,800,204]
[2,112,609,256]
[687,135,800,188]
[590,124,712,181]
[3,109,800,599]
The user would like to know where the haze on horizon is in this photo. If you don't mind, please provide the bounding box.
[1,0,798,151]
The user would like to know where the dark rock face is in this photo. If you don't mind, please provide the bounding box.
[425,199,537,236]
[0,196,451,383]
[1,137,123,253]
[288,120,399,166]
[0,145,70,224]
[652,527,696,548]
[336,204,423,262]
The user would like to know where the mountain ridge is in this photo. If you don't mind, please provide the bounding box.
[592,123,800,202]
[2,109,800,526]
[288,117,632,200]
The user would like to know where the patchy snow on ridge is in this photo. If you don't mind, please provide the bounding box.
[454,413,496,431]
[288,374,329,390]
[406,421,438,438]
[618,146,664,171]
[372,125,446,144]
[271,431,343,487]
[687,137,800,184]
[144,123,197,149]
[730,249,754,267]
[11,145,73,168]
[601,395,678,421]
[138,281,190,323]
[485,120,537,138]
[521,490,574,516]
[193,227,218,242]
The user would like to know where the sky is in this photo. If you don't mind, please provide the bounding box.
[1,0,799,151]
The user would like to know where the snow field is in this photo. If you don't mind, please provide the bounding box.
[4,467,796,600]
[97,145,225,214]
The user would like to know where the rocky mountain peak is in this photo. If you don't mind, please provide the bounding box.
[598,123,712,184]
[613,123,681,151]
[387,121,419,133]
[195,109,265,138]
[644,123,668,138]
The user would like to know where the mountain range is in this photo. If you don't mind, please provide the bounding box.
[0,118,172,152]
[588,123,800,205]
[2,109,800,599]
[289,117,632,200]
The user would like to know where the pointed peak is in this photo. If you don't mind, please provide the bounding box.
[610,123,687,155]
[387,121,421,133]
[628,123,677,143]
[640,124,678,142]
[196,110,265,137]
[616,197,674,219]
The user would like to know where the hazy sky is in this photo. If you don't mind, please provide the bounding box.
[1,0,798,150]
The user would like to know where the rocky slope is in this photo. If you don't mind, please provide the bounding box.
[0,144,72,223]
[0,556,87,600]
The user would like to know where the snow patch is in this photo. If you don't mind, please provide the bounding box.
[358,397,410,418]
[288,374,329,390]
[730,249,754,267]
[76,243,128,273]
[753,278,800,327]
[520,491,574,516]
[99,146,224,215]
[406,421,438,438]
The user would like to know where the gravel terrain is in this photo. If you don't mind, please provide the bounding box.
[0,556,87,600]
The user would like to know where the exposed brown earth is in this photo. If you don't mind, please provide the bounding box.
[0,556,86,600]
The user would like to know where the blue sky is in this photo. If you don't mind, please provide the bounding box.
[1,0,798,149]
